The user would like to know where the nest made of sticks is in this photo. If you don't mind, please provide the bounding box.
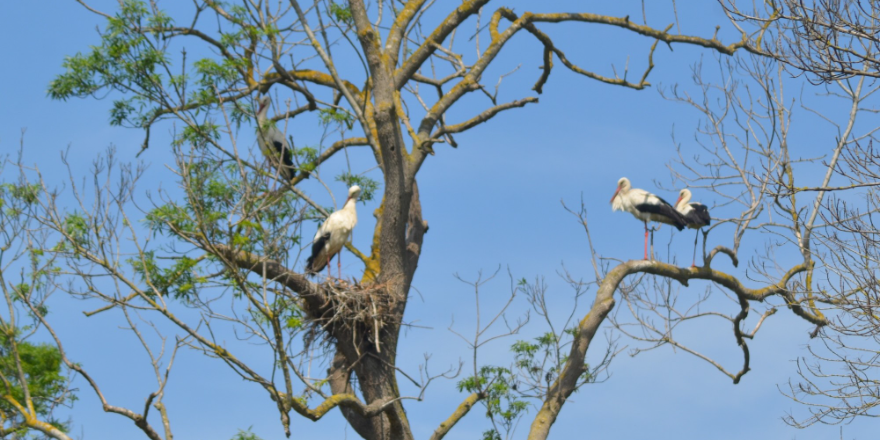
[306,278,398,354]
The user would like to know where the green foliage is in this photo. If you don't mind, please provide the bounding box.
[47,0,240,143]
[328,2,354,26]
[482,429,502,440]
[146,9,173,32]
[220,28,248,49]
[129,251,205,300]
[225,4,252,25]
[0,183,40,218]
[173,122,221,149]
[63,213,91,249]
[512,277,595,392]
[458,366,527,438]
[48,0,175,129]
[276,297,305,330]
[145,203,194,235]
[511,332,573,387]
[110,99,137,126]
[318,107,354,129]
[294,146,320,173]
[145,161,231,239]
[143,156,303,293]
[194,58,241,88]
[0,335,73,433]
[230,426,263,440]
[2,183,40,205]
[336,172,379,202]
[229,101,255,129]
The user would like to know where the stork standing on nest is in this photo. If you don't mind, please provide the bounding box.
[306,185,361,278]
[256,96,296,181]
[611,177,687,260]
[675,188,711,266]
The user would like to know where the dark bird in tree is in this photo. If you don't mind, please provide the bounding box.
[675,188,711,267]
[256,95,296,181]
[611,177,687,260]
[306,185,361,278]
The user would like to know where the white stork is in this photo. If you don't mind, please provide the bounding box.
[306,185,362,278]
[675,188,711,266]
[256,96,296,181]
[611,177,687,260]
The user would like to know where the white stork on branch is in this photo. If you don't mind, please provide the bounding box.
[256,96,296,181]
[611,177,687,260]
[675,188,711,266]
[306,185,362,278]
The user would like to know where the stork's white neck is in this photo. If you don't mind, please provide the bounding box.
[611,186,629,212]
[676,191,692,208]
[343,196,358,211]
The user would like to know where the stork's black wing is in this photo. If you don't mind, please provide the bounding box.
[272,140,296,180]
[305,232,331,275]
[636,197,687,230]
[272,140,293,166]
[687,203,711,228]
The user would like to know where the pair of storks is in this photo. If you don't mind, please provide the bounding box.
[611,177,710,265]
[256,95,360,278]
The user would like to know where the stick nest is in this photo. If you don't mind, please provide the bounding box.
[307,278,397,353]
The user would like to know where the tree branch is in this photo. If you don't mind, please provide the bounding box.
[210,244,327,316]
[434,97,539,137]
[394,0,492,88]
[428,392,484,440]
[386,0,429,66]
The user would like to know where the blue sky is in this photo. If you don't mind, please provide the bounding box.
[0,1,874,439]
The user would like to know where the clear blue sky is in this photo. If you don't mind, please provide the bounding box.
[0,1,871,439]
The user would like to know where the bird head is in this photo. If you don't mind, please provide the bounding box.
[675,189,690,207]
[347,185,362,201]
[611,177,630,203]
[257,96,271,116]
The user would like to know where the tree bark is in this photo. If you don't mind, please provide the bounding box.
[327,2,425,438]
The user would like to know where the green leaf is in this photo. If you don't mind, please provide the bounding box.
[230,427,264,440]
[0,336,73,431]
[318,107,354,128]
[328,2,353,25]
[336,172,379,202]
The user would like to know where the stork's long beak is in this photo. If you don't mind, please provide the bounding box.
[675,195,682,206]
[610,187,620,203]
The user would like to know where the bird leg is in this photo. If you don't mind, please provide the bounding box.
[692,229,700,267]
[326,255,332,279]
[266,159,279,192]
[337,252,342,279]
[643,222,649,260]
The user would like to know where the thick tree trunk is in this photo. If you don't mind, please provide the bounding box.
[338,182,424,440]
[327,184,425,440]
[324,3,430,438]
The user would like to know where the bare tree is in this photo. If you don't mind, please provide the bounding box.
[0,146,186,440]
[596,48,880,428]
[778,121,880,425]
[723,0,880,82]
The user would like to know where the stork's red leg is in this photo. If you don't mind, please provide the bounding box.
[692,229,700,267]
[326,255,332,279]
[643,222,649,260]
[337,252,342,279]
